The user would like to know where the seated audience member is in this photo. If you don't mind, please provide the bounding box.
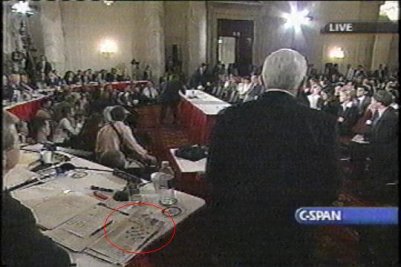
[364,90,398,184]
[63,71,75,85]
[32,118,51,143]
[95,106,156,164]
[20,73,37,92]
[3,74,14,101]
[117,87,133,107]
[8,73,25,101]
[307,84,322,110]
[355,86,371,117]
[142,81,159,104]
[106,68,118,82]
[53,107,82,145]
[74,113,104,152]
[337,89,359,136]
[46,71,62,88]
[73,70,83,84]
[2,111,71,266]
[52,94,77,122]
[75,93,89,115]
[237,76,252,100]
[320,88,340,117]
[243,75,264,102]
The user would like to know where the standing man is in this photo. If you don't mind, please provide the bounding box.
[35,55,52,83]
[205,49,340,266]
[159,74,185,124]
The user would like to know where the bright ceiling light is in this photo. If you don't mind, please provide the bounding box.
[380,1,399,21]
[11,0,35,16]
[282,8,311,31]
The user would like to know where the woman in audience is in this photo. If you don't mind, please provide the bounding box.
[75,113,104,152]
[63,71,75,85]
[337,89,359,137]
[53,106,82,145]
[320,88,340,117]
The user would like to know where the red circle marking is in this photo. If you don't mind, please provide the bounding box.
[102,202,176,254]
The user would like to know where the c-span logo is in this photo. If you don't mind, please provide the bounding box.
[295,207,398,225]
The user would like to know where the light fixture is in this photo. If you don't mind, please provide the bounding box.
[329,47,345,59]
[103,0,115,6]
[282,7,311,31]
[100,39,118,58]
[11,0,35,16]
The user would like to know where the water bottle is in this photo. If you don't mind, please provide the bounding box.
[158,161,177,206]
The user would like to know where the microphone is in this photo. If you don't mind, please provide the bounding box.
[6,162,78,192]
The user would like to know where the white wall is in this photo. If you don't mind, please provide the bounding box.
[59,1,138,73]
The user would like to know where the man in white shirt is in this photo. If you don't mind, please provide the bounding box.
[142,81,159,103]
[307,84,322,110]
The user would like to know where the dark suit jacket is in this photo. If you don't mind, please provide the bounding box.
[189,69,208,88]
[356,96,371,117]
[159,80,185,103]
[337,103,359,136]
[365,107,398,181]
[35,61,52,75]
[203,91,340,266]
[2,191,71,266]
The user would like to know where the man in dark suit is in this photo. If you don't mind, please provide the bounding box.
[355,85,371,117]
[159,74,185,124]
[35,55,52,81]
[203,49,340,266]
[189,63,208,88]
[364,90,398,184]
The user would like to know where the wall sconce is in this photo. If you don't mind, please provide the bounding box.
[99,39,118,58]
[103,0,115,6]
[329,47,345,59]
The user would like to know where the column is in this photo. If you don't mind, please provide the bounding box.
[187,1,207,76]
[39,1,66,73]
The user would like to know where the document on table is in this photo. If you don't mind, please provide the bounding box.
[30,192,99,230]
[45,203,126,252]
[85,209,165,265]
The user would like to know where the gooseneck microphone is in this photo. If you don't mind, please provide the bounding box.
[6,162,79,192]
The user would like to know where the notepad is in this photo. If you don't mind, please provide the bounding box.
[31,192,99,230]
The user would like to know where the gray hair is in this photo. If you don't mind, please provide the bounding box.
[262,49,307,93]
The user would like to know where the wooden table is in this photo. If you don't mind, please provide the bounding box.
[5,144,206,267]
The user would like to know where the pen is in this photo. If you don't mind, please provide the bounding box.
[90,220,113,237]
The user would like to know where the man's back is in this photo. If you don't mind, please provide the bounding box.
[205,91,340,266]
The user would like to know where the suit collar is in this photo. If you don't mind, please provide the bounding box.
[258,90,297,105]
